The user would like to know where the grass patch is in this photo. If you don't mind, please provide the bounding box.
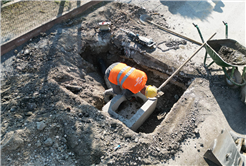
[54,0,69,4]
[3,0,14,4]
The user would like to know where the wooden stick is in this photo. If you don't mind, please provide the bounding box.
[157,32,216,91]
[147,20,203,46]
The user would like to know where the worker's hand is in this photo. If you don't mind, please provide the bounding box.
[125,95,133,101]
[145,85,158,98]
[122,89,134,101]
[126,96,136,102]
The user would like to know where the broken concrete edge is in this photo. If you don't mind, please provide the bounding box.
[0,1,102,56]
[153,89,196,134]
[152,80,197,136]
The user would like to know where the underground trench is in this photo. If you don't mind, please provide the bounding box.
[80,37,191,134]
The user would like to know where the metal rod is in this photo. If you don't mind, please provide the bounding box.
[147,20,203,46]
[157,32,217,91]
[223,21,228,39]
[192,23,204,43]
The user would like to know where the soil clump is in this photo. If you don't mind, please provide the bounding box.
[218,45,246,65]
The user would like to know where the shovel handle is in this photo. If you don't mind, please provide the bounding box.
[148,20,203,46]
[157,32,216,91]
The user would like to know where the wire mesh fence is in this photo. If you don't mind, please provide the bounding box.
[1,0,90,44]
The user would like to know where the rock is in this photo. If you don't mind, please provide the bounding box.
[44,138,53,147]
[194,128,199,133]
[36,140,41,147]
[10,106,17,112]
[64,84,82,93]
[53,143,59,148]
[24,49,30,55]
[170,150,176,154]
[27,103,37,111]
[37,121,46,130]
[26,111,33,116]
[1,131,24,151]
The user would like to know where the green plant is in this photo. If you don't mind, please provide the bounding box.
[54,0,69,4]
[3,0,14,4]
[54,0,60,5]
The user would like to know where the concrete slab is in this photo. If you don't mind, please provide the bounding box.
[102,93,157,131]
[155,77,246,165]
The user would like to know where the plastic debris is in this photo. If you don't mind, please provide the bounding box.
[114,145,121,151]
[99,21,111,31]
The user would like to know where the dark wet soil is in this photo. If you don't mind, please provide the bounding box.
[218,45,246,65]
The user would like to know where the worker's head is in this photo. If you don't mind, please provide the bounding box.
[140,85,157,98]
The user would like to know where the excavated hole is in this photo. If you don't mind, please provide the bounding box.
[80,45,191,133]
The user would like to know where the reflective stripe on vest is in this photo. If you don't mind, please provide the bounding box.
[120,67,135,87]
[117,66,130,86]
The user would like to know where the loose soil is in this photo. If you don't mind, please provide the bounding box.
[1,2,245,166]
[218,45,246,65]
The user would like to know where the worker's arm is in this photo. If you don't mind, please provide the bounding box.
[122,89,134,100]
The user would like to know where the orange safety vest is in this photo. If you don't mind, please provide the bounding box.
[108,63,147,94]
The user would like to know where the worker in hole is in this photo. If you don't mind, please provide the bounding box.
[103,62,158,102]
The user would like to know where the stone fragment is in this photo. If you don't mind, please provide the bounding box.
[44,138,53,147]
[36,140,41,147]
[37,121,46,130]
[1,131,24,151]
[24,49,30,55]
[64,84,82,93]
[27,103,37,111]
[10,106,17,112]
[26,111,33,116]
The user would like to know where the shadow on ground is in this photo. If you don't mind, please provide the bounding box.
[209,78,246,135]
[0,22,106,165]
[213,74,245,135]
[160,0,225,20]
[186,67,246,135]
